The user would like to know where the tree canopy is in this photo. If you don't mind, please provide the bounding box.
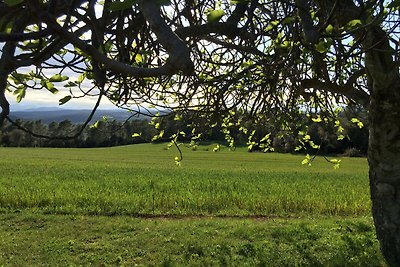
[1,0,400,265]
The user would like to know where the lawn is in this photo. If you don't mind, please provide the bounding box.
[0,144,386,266]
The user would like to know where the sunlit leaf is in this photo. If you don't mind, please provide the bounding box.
[265,20,279,31]
[301,154,312,166]
[49,74,69,82]
[325,24,334,34]
[312,116,322,123]
[351,118,364,128]
[44,81,59,94]
[346,19,362,31]
[337,134,345,140]
[207,9,225,23]
[135,53,143,64]
[13,86,26,103]
[230,0,250,4]
[77,73,86,84]
[90,121,99,129]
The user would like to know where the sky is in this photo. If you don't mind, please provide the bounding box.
[5,89,117,111]
[1,52,118,111]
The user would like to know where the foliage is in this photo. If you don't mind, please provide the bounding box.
[1,0,397,141]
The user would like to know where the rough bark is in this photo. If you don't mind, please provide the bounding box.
[366,27,400,266]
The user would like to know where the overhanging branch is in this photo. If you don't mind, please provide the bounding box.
[24,0,193,78]
[0,29,51,42]
[137,0,194,74]
[301,78,370,107]
[175,23,255,41]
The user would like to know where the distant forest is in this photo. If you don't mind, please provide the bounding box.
[0,109,368,156]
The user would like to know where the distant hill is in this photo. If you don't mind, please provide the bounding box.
[9,108,151,124]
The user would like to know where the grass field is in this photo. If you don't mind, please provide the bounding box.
[0,144,386,266]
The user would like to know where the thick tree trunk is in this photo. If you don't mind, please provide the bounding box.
[366,27,400,266]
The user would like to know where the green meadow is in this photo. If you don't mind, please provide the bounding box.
[0,144,386,266]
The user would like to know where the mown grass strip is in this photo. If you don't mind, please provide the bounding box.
[0,212,385,266]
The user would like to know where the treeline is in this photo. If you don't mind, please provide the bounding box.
[154,109,369,156]
[0,109,368,156]
[0,119,156,148]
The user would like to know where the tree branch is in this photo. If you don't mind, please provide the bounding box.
[137,0,194,74]
[0,19,22,126]
[175,23,255,41]
[25,0,193,78]
[295,0,319,43]
[301,78,370,107]
[0,29,51,42]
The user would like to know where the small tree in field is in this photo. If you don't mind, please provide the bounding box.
[0,0,399,264]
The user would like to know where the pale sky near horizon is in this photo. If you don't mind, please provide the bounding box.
[5,89,118,111]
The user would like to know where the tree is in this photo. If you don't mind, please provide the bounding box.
[0,0,399,264]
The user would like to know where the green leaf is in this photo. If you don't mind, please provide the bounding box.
[108,0,136,11]
[346,19,362,31]
[309,141,320,149]
[49,74,69,82]
[230,0,250,4]
[351,118,364,128]
[4,0,23,7]
[279,41,292,49]
[174,156,182,167]
[213,144,221,152]
[312,116,322,123]
[329,159,341,164]
[329,159,341,169]
[4,21,14,34]
[90,121,99,129]
[315,40,328,53]
[44,81,59,94]
[135,53,143,64]
[325,24,334,35]
[265,20,279,32]
[64,81,78,88]
[59,96,72,105]
[132,133,141,138]
[207,9,225,23]
[301,154,312,166]
[76,73,86,84]
[260,133,271,143]
[13,86,26,103]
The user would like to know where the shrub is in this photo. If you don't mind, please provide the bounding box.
[342,148,364,157]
